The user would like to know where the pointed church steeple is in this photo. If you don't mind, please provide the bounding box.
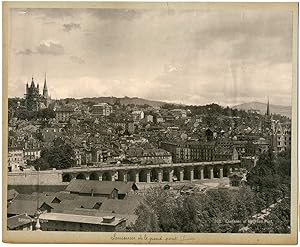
[266,97,270,116]
[30,76,35,88]
[25,82,29,95]
[43,72,48,98]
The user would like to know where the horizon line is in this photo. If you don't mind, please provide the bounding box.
[7,95,292,108]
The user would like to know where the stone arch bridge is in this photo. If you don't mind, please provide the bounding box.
[61,160,241,183]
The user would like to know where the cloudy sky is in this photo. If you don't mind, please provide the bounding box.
[8,7,293,106]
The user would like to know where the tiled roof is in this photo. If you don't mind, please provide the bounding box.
[99,197,141,215]
[7,189,19,201]
[53,191,78,201]
[14,194,61,205]
[64,209,138,226]
[51,196,107,211]
[7,214,33,229]
[7,199,53,216]
[39,212,124,226]
[65,180,137,195]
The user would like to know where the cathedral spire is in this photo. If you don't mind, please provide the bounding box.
[30,76,35,88]
[43,72,48,98]
[266,97,270,116]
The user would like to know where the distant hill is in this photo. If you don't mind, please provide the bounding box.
[232,102,292,118]
[70,96,167,107]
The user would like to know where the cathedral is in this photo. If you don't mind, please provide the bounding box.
[25,74,51,111]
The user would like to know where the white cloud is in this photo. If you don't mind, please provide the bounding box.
[8,8,293,106]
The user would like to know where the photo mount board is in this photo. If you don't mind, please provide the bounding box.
[2,1,298,244]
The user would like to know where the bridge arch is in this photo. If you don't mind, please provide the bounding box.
[128,170,136,182]
[183,167,190,180]
[150,169,158,182]
[214,167,220,178]
[89,172,99,180]
[162,169,169,182]
[117,170,126,181]
[173,167,182,181]
[139,169,148,182]
[76,173,86,180]
[62,173,72,182]
[102,171,112,181]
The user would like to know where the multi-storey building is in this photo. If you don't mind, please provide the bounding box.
[111,121,135,134]
[131,110,144,122]
[160,141,216,163]
[8,148,25,172]
[55,107,75,122]
[91,147,111,163]
[126,148,172,164]
[272,121,291,152]
[23,149,41,161]
[91,103,112,117]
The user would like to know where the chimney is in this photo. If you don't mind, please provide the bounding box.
[102,216,115,223]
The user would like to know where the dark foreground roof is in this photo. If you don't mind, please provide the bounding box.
[99,197,141,215]
[7,214,33,230]
[65,180,138,195]
[7,199,53,216]
[7,189,19,201]
[50,208,138,226]
[51,196,108,211]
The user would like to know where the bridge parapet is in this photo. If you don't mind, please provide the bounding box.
[61,160,241,175]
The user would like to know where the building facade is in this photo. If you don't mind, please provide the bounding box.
[8,148,26,172]
[161,141,217,163]
[55,107,75,122]
[272,122,291,152]
[126,148,172,164]
[91,103,113,117]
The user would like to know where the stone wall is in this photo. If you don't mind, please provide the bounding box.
[8,169,63,185]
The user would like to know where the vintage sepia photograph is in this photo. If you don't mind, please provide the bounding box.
[2,2,298,244]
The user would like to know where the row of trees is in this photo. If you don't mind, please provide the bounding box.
[15,108,56,121]
[131,149,291,233]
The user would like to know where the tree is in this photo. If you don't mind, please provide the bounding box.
[31,138,75,170]
[129,202,160,232]
[38,108,55,119]
[28,156,50,171]
[131,148,291,233]
[132,187,258,233]
[248,198,290,233]
[247,149,291,203]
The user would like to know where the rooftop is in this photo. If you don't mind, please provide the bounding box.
[39,212,125,226]
[65,180,138,195]
[7,214,33,229]
[7,199,53,216]
[7,189,19,201]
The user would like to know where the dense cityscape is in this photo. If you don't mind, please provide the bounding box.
[7,76,291,233]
